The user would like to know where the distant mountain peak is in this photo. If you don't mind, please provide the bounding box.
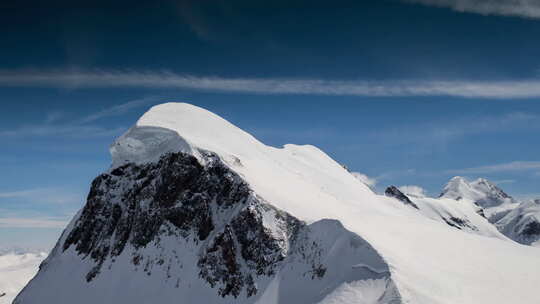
[440,176,515,208]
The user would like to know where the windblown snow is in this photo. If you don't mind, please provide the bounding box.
[14,103,540,304]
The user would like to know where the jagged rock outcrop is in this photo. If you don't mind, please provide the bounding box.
[384,186,419,209]
[56,151,328,297]
[15,150,400,304]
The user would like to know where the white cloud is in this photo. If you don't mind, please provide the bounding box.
[45,111,65,124]
[0,250,48,304]
[515,193,540,201]
[0,124,125,139]
[0,217,68,229]
[447,161,540,174]
[406,0,540,19]
[493,179,516,185]
[370,112,539,149]
[376,169,418,181]
[0,97,159,139]
[0,188,82,205]
[3,69,540,98]
[351,172,377,187]
[399,185,427,197]
[0,188,79,229]
[79,96,160,123]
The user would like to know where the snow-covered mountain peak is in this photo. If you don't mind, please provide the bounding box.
[111,102,267,168]
[439,176,474,200]
[15,103,540,304]
[440,176,515,208]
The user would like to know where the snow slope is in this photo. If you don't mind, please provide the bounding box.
[387,185,506,238]
[16,103,540,304]
[0,252,46,304]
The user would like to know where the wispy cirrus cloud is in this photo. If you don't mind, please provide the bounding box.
[0,187,80,228]
[45,111,65,124]
[399,185,427,197]
[79,96,160,123]
[0,187,83,206]
[370,112,539,148]
[3,69,540,99]
[0,124,126,139]
[447,161,540,174]
[0,96,161,139]
[493,179,516,185]
[405,0,540,19]
[0,217,68,228]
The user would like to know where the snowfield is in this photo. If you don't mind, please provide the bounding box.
[14,103,540,304]
[0,252,46,304]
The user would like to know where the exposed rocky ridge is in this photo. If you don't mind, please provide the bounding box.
[384,186,419,209]
[17,150,401,303]
[58,151,327,297]
[495,200,540,246]
[441,216,478,231]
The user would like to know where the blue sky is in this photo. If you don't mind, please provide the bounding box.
[1,0,540,250]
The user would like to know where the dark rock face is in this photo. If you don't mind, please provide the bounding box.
[197,203,313,298]
[385,186,419,209]
[522,221,540,237]
[493,202,540,246]
[442,217,478,231]
[476,208,487,219]
[62,151,325,298]
[498,216,540,246]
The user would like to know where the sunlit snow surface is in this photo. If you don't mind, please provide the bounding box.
[15,103,540,304]
[0,252,46,304]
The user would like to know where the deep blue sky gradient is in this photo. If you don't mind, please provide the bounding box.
[1,0,539,249]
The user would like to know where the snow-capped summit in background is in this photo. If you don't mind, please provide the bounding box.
[434,176,540,247]
[440,176,516,208]
[439,176,471,200]
[14,103,540,304]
